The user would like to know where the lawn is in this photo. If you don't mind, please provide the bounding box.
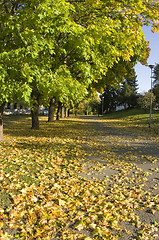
[0,110,159,239]
[102,109,159,137]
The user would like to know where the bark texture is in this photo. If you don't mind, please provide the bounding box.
[61,105,65,118]
[31,87,40,130]
[48,97,56,122]
[56,102,61,120]
[31,103,39,130]
[65,108,69,118]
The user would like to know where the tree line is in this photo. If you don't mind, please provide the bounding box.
[80,63,159,115]
[99,63,159,114]
[0,0,159,140]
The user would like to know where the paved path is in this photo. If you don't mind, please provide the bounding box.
[78,117,159,239]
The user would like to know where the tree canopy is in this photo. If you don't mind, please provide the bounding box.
[0,0,159,135]
[1,0,159,103]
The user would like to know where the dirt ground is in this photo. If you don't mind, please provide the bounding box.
[79,117,159,239]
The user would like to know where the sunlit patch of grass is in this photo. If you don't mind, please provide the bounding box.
[101,109,159,139]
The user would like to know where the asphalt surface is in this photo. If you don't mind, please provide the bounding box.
[79,117,159,239]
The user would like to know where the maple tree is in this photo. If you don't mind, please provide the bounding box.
[0,0,84,131]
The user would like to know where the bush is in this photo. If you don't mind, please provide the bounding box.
[138,92,156,112]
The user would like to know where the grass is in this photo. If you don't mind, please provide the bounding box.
[102,109,159,138]
[0,110,159,239]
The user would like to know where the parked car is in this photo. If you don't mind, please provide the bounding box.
[44,109,49,115]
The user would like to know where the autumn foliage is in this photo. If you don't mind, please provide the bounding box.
[0,112,159,239]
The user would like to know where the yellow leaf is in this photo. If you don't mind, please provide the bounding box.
[89,223,96,229]
[58,199,66,206]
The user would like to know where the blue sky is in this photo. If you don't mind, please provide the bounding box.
[135,26,159,93]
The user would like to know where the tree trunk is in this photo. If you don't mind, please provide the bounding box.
[0,103,5,141]
[61,105,65,118]
[65,108,69,118]
[31,103,39,130]
[56,101,61,120]
[31,87,40,130]
[48,97,56,122]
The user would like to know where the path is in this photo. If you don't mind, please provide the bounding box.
[78,116,159,239]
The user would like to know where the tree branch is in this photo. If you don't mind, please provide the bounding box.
[2,1,9,13]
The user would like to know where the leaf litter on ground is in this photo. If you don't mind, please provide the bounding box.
[0,114,159,239]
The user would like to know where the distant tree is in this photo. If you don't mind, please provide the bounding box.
[77,91,100,115]
[102,88,119,113]
[89,99,101,115]
[138,92,156,113]
[153,64,159,105]
[153,64,159,86]
[119,68,138,108]
[101,65,138,113]
[153,86,159,106]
